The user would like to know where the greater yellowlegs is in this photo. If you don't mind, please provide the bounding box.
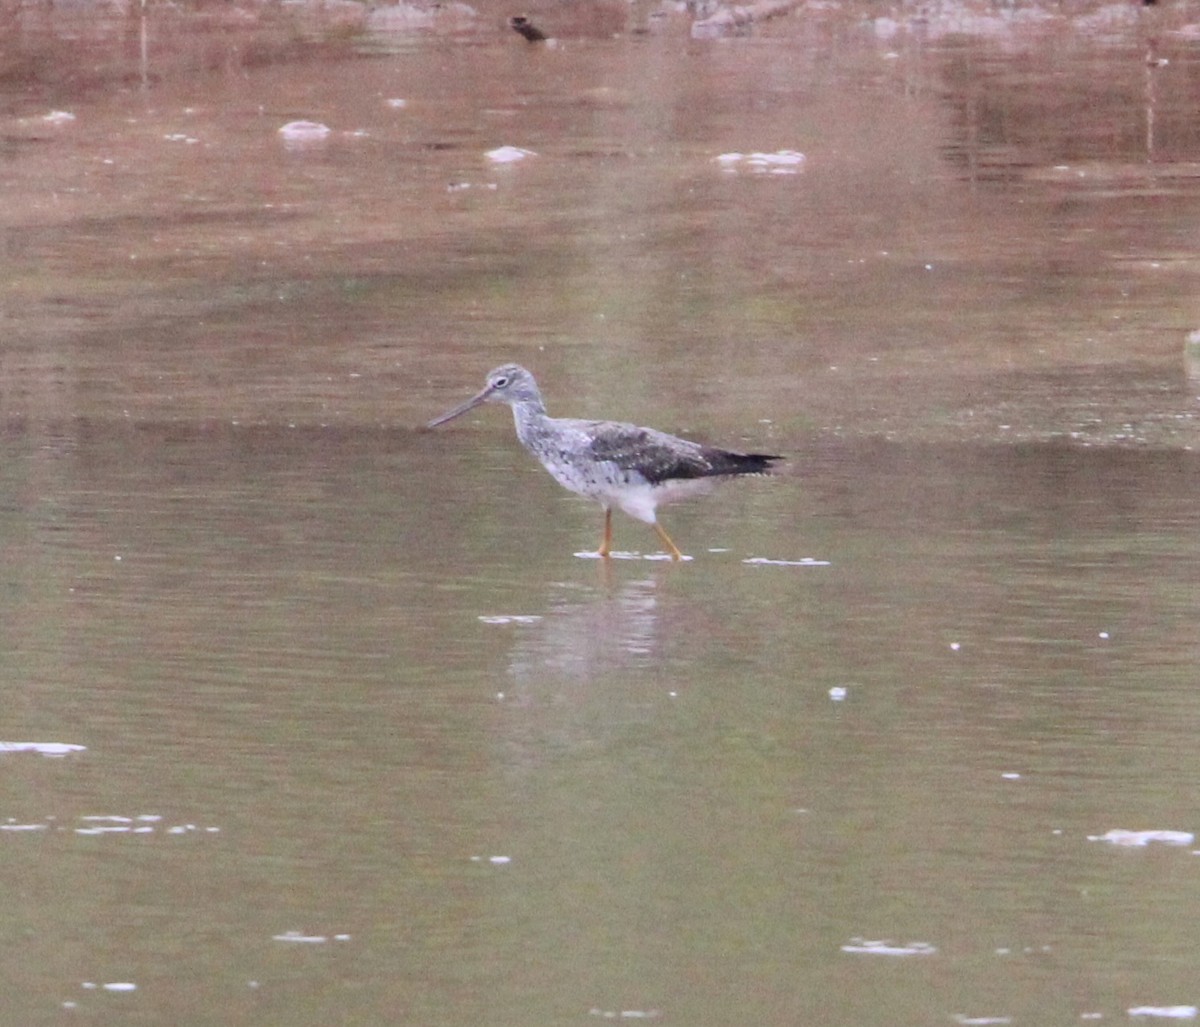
[426,364,781,560]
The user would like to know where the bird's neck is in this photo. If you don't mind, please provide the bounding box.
[511,398,548,448]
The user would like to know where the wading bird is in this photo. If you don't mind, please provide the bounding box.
[426,364,781,560]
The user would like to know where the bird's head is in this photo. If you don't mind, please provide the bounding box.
[426,364,542,427]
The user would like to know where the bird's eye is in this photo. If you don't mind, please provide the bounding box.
[493,376,509,389]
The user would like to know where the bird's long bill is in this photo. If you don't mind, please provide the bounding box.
[426,386,492,428]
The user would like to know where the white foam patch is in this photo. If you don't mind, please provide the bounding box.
[743,557,831,567]
[0,741,86,757]
[1089,829,1194,847]
[71,814,218,836]
[1128,1008,1197,1020]
[272,931,351,944]
[714,150,806,174]
[486,145,536,164]
[278,120,331,143]
[574,551,694,562]
[478,615,543,625]
[5,813,205,835]
[841,937,937,956]
[953,1017,1012,1026]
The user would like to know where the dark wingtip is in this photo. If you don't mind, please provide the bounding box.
[742,452,784,474]
[702,449,783,477]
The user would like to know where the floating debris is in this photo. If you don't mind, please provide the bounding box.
[43,110,76,125]
[828,686,848,702]
[953,1017,1013,1026]
[1128,1008,1198,1020]
[714,150,806,174]
[81,981,137,992]
[365,1,477,33]
[0,741,85,758]
[587,1010,662,1020]
[1089,829,1194,847]
[485,145,537,164]
[510,14,548,41]
[692,0,798,38]
[470,854,512,865]
[385,98,408,109]
[841,937,937,956]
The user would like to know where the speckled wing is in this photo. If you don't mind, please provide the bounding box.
[584,423,781,485]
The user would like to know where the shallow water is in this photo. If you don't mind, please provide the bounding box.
[3,4,1200,1023]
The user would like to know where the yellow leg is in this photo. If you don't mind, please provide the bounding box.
[598,508,613,558]
[653,521,684,561]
